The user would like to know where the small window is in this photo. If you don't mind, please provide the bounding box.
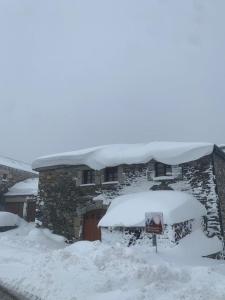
[2,174,8,181]
[104,167,118,182]
[82,170,95,184]
[155,163,172,177]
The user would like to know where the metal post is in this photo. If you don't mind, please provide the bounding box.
[152,234,157,253]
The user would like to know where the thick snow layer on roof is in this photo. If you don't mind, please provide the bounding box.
[0,212,22,226]
[32,142,214,170]
[99,191,207,227]
[5,178,39,196]
[0,155,35,173]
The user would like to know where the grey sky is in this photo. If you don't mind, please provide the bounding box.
[0,0,224,163]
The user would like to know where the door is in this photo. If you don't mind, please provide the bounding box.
[27,202,36,222]
[5,202,24,218]
[83,209,106,241]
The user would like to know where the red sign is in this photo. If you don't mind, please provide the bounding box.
[145,212,164,234]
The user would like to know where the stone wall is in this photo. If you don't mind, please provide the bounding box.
[37,153,223,241]
[213,152,225,238]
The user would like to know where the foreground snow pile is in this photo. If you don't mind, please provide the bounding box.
[0,223,224,300]
[32,141,214,170]
[0,212,22,227]
[5,178,39,196]
[99,191,206,227]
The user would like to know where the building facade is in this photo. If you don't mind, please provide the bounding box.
[33,143,225,243]
[0,156,38,217]
[4,178,38,222]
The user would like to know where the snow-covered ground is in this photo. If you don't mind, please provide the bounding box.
[0,221,225,300]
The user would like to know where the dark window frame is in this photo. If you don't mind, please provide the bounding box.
[82,170,95,184]
[155,162,172,177]
[104,167,118,182]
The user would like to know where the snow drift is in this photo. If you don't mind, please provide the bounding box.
[5,178,39,196]
[32,142,214,170]
[99,191,207,227]
[0,212,22,227]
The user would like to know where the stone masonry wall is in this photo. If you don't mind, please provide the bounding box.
[213,152,225,238]
[37,153,222,241]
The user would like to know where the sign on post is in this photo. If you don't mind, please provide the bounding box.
[145,212,164,253]
[145,212,164,234]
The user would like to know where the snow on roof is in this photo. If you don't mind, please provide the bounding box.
[5,178,39,197]
[0,212,22,227]
[98,191,207,227]
[32,142,214,170]
[0,155,35,173]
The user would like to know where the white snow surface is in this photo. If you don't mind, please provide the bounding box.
[99,191,206,227]
[5,178,39,196]
[0,222,224,300]
[0,212,22,227]
[32,142,214,170]
[0,156,35,173]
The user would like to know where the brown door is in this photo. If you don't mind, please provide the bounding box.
[27,202,36,222]
[5,202,24,218]
[83,209,106,241]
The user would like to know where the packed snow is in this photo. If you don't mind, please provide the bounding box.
[0,222,224,300]
[0,155,35,173]
[5,178,39,196]
[99,191,206,227]
[32,142,214,170]
[0,212,22,227]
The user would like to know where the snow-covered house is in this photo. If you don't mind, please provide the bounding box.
[0,156,38,214]
[32,142,225,244]
[4,178,39,222]
[0,156,37,192]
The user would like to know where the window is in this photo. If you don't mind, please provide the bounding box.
[104,167,118,182]
[2,174,8,181]
[155,162,172,177]
[82,170,95,184]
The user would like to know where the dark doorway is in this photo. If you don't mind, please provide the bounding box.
[5,202,23,218]
[83,209,106,241]
[27,202,36,222]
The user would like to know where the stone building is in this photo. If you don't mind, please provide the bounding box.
[32,142,225,243]
[0,156,38,216]
[4,178,38,222]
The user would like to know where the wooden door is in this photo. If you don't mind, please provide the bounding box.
[5,202,24,218]
[83,209,106,241]
[27,202,36,222]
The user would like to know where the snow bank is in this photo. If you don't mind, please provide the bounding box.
[171,229,223,258]
[5,178,39,196]
[0,226,224,300]
[32,142,214,170]
[99,191,206,227]
[0,221,224,300]
[0,212,22,227]
[0,156,35,173]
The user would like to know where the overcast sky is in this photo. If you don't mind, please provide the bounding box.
[0,0,224,163]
